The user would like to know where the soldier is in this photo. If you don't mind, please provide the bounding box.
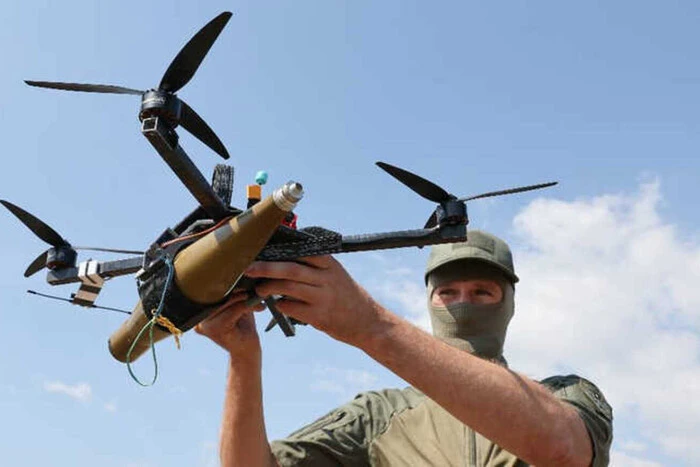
[197,230,613,466]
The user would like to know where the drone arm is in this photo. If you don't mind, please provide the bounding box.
[46,256,143,285]
[141,116,228,220]
[256,225,467,262]
[340,225,466,253]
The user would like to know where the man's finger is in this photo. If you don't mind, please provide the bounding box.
[200,295,263,329]
[246,261,324,286]
[293,255,334,269]
[268,299,312,326]
[255,279,320,304]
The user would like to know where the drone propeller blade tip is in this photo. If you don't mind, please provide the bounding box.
[0,200,67,247]
[460,181,560,202]
[179,100,230,159]
[158,11,234,93]
[24,80,144,95]
[24,250,49,278]
[376,162,452,203]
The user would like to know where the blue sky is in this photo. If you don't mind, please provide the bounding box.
[1,1,699,465]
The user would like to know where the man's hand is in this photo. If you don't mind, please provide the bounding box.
[195,290,266,360]
[245,256,385,345]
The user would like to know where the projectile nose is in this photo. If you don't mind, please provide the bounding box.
[274,181,304,211]
[285,182,304,200]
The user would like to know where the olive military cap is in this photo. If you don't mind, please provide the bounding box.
[425,230,519,284]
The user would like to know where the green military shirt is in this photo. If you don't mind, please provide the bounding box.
[271,375,613,466]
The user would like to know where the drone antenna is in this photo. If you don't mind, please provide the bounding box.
[26,290,131,315]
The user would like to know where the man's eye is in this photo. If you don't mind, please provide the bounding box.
[438,289,455,296]
[475,289,493,296]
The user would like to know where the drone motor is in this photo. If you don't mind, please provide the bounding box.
[45,246,77,270]
[139,90,182,126]
[434,199,468,227]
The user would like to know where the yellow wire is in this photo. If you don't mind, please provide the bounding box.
[155,314,183,350]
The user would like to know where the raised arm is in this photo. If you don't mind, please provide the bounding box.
[195,292,278,467]
[247,256,596,467]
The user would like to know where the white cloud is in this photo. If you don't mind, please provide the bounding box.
[310,365,380,401]
[104,401,117,413]
[370,273,431,331]
[610,451,663,467]
[368,180,700,465]
[619,440,648,453]
[507,180,700,465]
[43,381,92,403]
[309,379,346,398]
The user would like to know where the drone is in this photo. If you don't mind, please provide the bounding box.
[3,12,557,363]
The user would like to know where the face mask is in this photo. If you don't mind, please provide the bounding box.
[427,262,515,360]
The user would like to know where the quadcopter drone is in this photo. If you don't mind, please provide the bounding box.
[3,12,557,362]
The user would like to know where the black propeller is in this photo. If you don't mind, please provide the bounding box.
[25,12,232,160]
[1,200,69,248]
[376,161,453,204]
[22,82,143,95]
[1,200,143,277]
[376,162,558,228]
[158,12,232,93]
[25,251,52,278]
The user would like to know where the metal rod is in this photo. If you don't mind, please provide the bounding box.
[27,290,131,314]
[46,256,143,285]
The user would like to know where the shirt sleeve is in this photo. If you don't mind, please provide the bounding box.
[271,388,420,467]
[540,374,614,467]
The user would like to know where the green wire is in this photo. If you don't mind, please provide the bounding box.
[125,257,175,387]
